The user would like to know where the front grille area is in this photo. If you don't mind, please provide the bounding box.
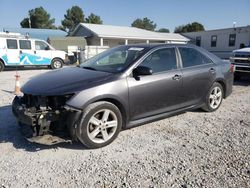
[21,94,73,110]
[234,54,250,58]
[234,59,250,64]
[235,66,250,72]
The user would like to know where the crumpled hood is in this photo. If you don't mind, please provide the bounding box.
[21,67,112,95]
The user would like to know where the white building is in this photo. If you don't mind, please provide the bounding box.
[182,25,250,59]
[71,23,189,47]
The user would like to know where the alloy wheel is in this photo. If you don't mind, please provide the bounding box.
[87,109,118,144]
[209,86,222,109]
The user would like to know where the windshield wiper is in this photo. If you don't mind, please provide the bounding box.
[81,66,97,71]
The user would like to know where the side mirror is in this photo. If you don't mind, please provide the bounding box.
[133,66,153,76]
[45,46,50,50]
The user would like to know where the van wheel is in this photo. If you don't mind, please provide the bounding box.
[76,101,122,149]
[202,82,224,112]
[51,59,63,69]
[0,61,5,72]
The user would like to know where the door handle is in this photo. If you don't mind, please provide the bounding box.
[172,74,182,81]
[209,68,216,74]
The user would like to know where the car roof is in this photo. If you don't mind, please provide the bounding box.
[122,43,196,49]
[122,43,221,62]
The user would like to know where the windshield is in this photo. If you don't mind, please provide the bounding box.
[80,46,149,73]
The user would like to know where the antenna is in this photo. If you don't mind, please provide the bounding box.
[233,22,237,28]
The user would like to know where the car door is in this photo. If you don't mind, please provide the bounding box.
[5,39,20,65]
[33,40,52,65]
[127,47,183,120]
[19,39,34,65]
[178,47,216,107]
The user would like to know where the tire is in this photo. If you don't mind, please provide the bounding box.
[0,60,5,72]
[51,58,63,69]
[76,101,122,149]
[202,82,224,112]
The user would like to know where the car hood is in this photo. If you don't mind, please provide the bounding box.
[21,67,113,95]
[233,47,250,53]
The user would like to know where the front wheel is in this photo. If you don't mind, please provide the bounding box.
[51,59,63,69]
[76,101,122,149]
[202,82,224,112]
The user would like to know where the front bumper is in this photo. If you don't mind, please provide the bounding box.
[230,57,250,74]
[12,96,81,145]
[233,64,250,74]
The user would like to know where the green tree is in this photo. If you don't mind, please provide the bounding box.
[131,17,157,31]
[57,25,66,32]
[157,28,170,33]
[85,13,103,24]
[61,6,84,32]
[20,7,55,29]
[174,22,205,33]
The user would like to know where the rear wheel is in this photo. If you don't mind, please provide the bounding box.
[202,82,224,112]
[0,61,5,72]
[51,59,63,69]
[76,101,122,149]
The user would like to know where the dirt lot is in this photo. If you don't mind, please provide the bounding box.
[0,68,249,188]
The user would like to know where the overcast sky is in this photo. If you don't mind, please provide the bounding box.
[0,0,249,32]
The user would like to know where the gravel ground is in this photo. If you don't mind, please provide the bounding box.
[0,69,249,188]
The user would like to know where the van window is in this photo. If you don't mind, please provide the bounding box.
[19,40,31,50]
[7,39,18,49]
[35,41,49,50]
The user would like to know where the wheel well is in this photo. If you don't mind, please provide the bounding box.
[215,80,226,98]
[0,58,5,65]
[95,98,127,129]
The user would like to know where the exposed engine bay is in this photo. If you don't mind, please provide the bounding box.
[12,94,81,145]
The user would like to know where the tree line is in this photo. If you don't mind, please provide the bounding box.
[20,6,103,32]
[20,6,205,33]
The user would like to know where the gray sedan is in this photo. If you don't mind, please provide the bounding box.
[12,44,234,148]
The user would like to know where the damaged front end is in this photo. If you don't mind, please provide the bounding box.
[12,94,82,145]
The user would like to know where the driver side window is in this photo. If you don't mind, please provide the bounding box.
[140,48,177,74]
[35,41,49,50]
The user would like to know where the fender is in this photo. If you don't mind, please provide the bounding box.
[66,78,130,124]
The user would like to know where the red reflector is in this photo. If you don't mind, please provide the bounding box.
[230,64,234,73]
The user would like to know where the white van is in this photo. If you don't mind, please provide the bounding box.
[0,32,67,72]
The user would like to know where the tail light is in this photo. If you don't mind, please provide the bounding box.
[230,63,234,73]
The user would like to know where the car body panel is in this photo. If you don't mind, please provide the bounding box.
[127,69,183,120]
[21,67,112,95]
[179,64,217,107]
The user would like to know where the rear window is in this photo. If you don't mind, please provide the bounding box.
[19,40,31,50]
[179,47,213,68]
[6,39,18,49]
